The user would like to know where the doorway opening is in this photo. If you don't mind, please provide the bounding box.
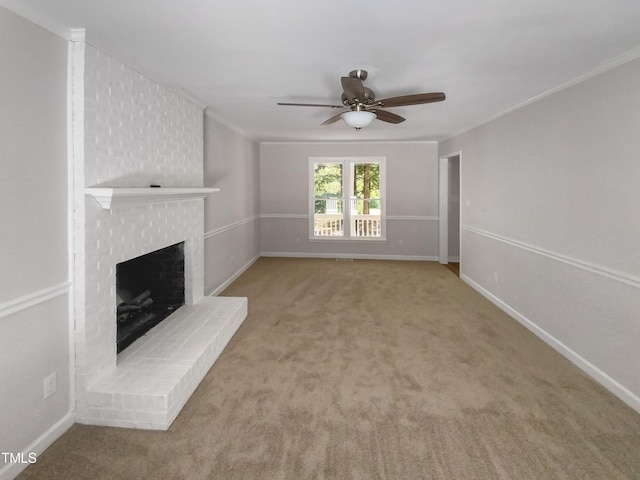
[439,151,461,275]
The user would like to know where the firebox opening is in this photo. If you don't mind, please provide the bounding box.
[116,242,185,353]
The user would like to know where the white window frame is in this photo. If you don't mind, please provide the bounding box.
[308,156,386,241]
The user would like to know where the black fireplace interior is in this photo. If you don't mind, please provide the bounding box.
[116,242,185,353]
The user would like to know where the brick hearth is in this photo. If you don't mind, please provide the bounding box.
[82,297,246,429]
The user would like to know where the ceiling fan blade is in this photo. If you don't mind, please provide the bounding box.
[277,102,344,108]
[321,112,345,125]
[341,76,366,102]
[378,92,445,108]
[372,109,405,124]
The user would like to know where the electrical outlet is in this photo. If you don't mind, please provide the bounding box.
[43,372,56,399]
[493,272,499,283]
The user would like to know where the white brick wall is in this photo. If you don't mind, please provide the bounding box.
[83,45,203,188]
[71,40,245,428]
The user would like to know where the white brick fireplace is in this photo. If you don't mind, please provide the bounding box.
[71,32,246,429]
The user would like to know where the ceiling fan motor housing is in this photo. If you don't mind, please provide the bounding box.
[341,87,376,107]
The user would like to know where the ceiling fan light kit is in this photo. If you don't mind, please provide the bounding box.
[277,69,445,131]
[341,110,376,130]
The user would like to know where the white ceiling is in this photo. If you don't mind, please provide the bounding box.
[4,0,640,142]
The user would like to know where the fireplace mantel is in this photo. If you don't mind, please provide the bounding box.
[85,187,220,209]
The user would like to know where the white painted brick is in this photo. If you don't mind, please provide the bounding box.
[134,410,166,425]
[73,41,247,430]
[81,298,246,429]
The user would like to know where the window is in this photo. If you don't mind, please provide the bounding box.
[309,157,386,240]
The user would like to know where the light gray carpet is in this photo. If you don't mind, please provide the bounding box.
[18,258,640,479]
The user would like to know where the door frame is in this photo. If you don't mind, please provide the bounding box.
[438,150,461,265]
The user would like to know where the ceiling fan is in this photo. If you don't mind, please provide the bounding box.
[277,69,445,130]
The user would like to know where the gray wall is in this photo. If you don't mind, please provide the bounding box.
[440,57,640,411]
[260,141,439,259]
[203,113,261,295]
[0,7,72,477]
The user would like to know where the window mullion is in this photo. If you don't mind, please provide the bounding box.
[344,160,352,238]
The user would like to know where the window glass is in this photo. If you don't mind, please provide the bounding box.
[351,162,381,237]
[313,162,344,237]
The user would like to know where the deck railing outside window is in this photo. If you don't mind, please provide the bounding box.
[314,198,381,237]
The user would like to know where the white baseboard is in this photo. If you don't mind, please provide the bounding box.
[207,254,261,297]
[461,273,640,415]
[0,411,74,480]
[261,252,437,262]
